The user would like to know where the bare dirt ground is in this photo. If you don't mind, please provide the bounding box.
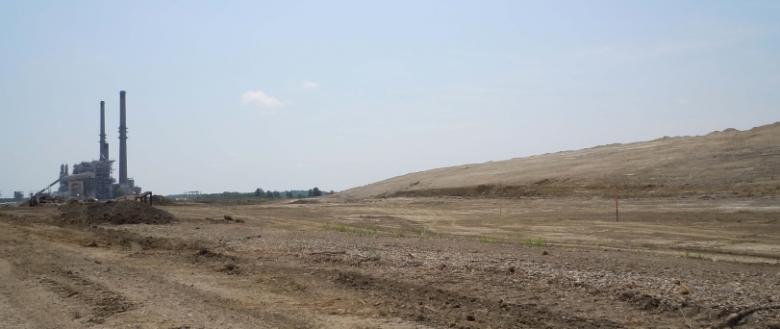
[0,197,778,328]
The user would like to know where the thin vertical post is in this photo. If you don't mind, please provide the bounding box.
[615,198,619,222]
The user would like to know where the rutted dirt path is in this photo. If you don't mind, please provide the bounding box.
[0,221,431,329]
[0,200,779,328]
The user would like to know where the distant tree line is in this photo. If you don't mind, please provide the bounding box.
[253,187,334,198]
[167,187,335,202]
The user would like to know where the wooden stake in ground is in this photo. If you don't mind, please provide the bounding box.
[615,198,619,222]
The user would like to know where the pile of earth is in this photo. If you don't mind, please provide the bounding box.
[289,199,320,204]
[60,200,173,225]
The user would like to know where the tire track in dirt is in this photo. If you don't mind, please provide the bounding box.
[286,250,687,328]
[0,259,85,329]
[0,229,139,328]
[0,219,432,329]
[0,223,311,328]
[174,247,629,329]
[0,218,676,328]
[330,269,624,329]
[3,209,778,328]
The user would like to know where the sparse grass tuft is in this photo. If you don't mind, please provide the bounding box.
[525,238,547,248]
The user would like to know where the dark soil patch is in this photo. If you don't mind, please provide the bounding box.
[333,270,622,329]
[192,248,238,263]
[289,199,319,204]
[60,201,173,225]
[219,262,241,275]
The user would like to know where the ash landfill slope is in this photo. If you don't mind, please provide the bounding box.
[340,122,780,199]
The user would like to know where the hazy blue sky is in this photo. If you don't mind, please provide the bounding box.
[1,1,779,195]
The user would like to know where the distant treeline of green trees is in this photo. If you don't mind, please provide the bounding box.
[253,187,332,198]
[167,187,334,202]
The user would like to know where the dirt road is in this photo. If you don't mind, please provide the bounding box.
[0,197,778,328]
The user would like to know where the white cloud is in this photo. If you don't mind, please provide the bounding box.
[301,80,320,90]
[241,89,283,109]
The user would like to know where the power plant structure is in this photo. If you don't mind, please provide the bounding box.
[49,90,141,200]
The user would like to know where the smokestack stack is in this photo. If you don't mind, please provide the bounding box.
[99,101,109,161]
[119,90,128,184]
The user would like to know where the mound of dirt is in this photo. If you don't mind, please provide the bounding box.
[340,122,780,199]
[60,201,173,225]
[289,199,320,204]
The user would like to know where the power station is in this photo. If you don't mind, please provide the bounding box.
[49,90,140,200]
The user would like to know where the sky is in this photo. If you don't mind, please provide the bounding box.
[1,0,779,196]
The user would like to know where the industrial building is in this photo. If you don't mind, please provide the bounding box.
[48,90,141,200]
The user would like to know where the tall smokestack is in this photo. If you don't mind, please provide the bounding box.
[119,90,128,184]
[99,101,109,161]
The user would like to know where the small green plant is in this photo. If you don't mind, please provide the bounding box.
[525,238,547,248]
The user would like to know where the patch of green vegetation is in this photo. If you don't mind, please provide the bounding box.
[524,238,547,248]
